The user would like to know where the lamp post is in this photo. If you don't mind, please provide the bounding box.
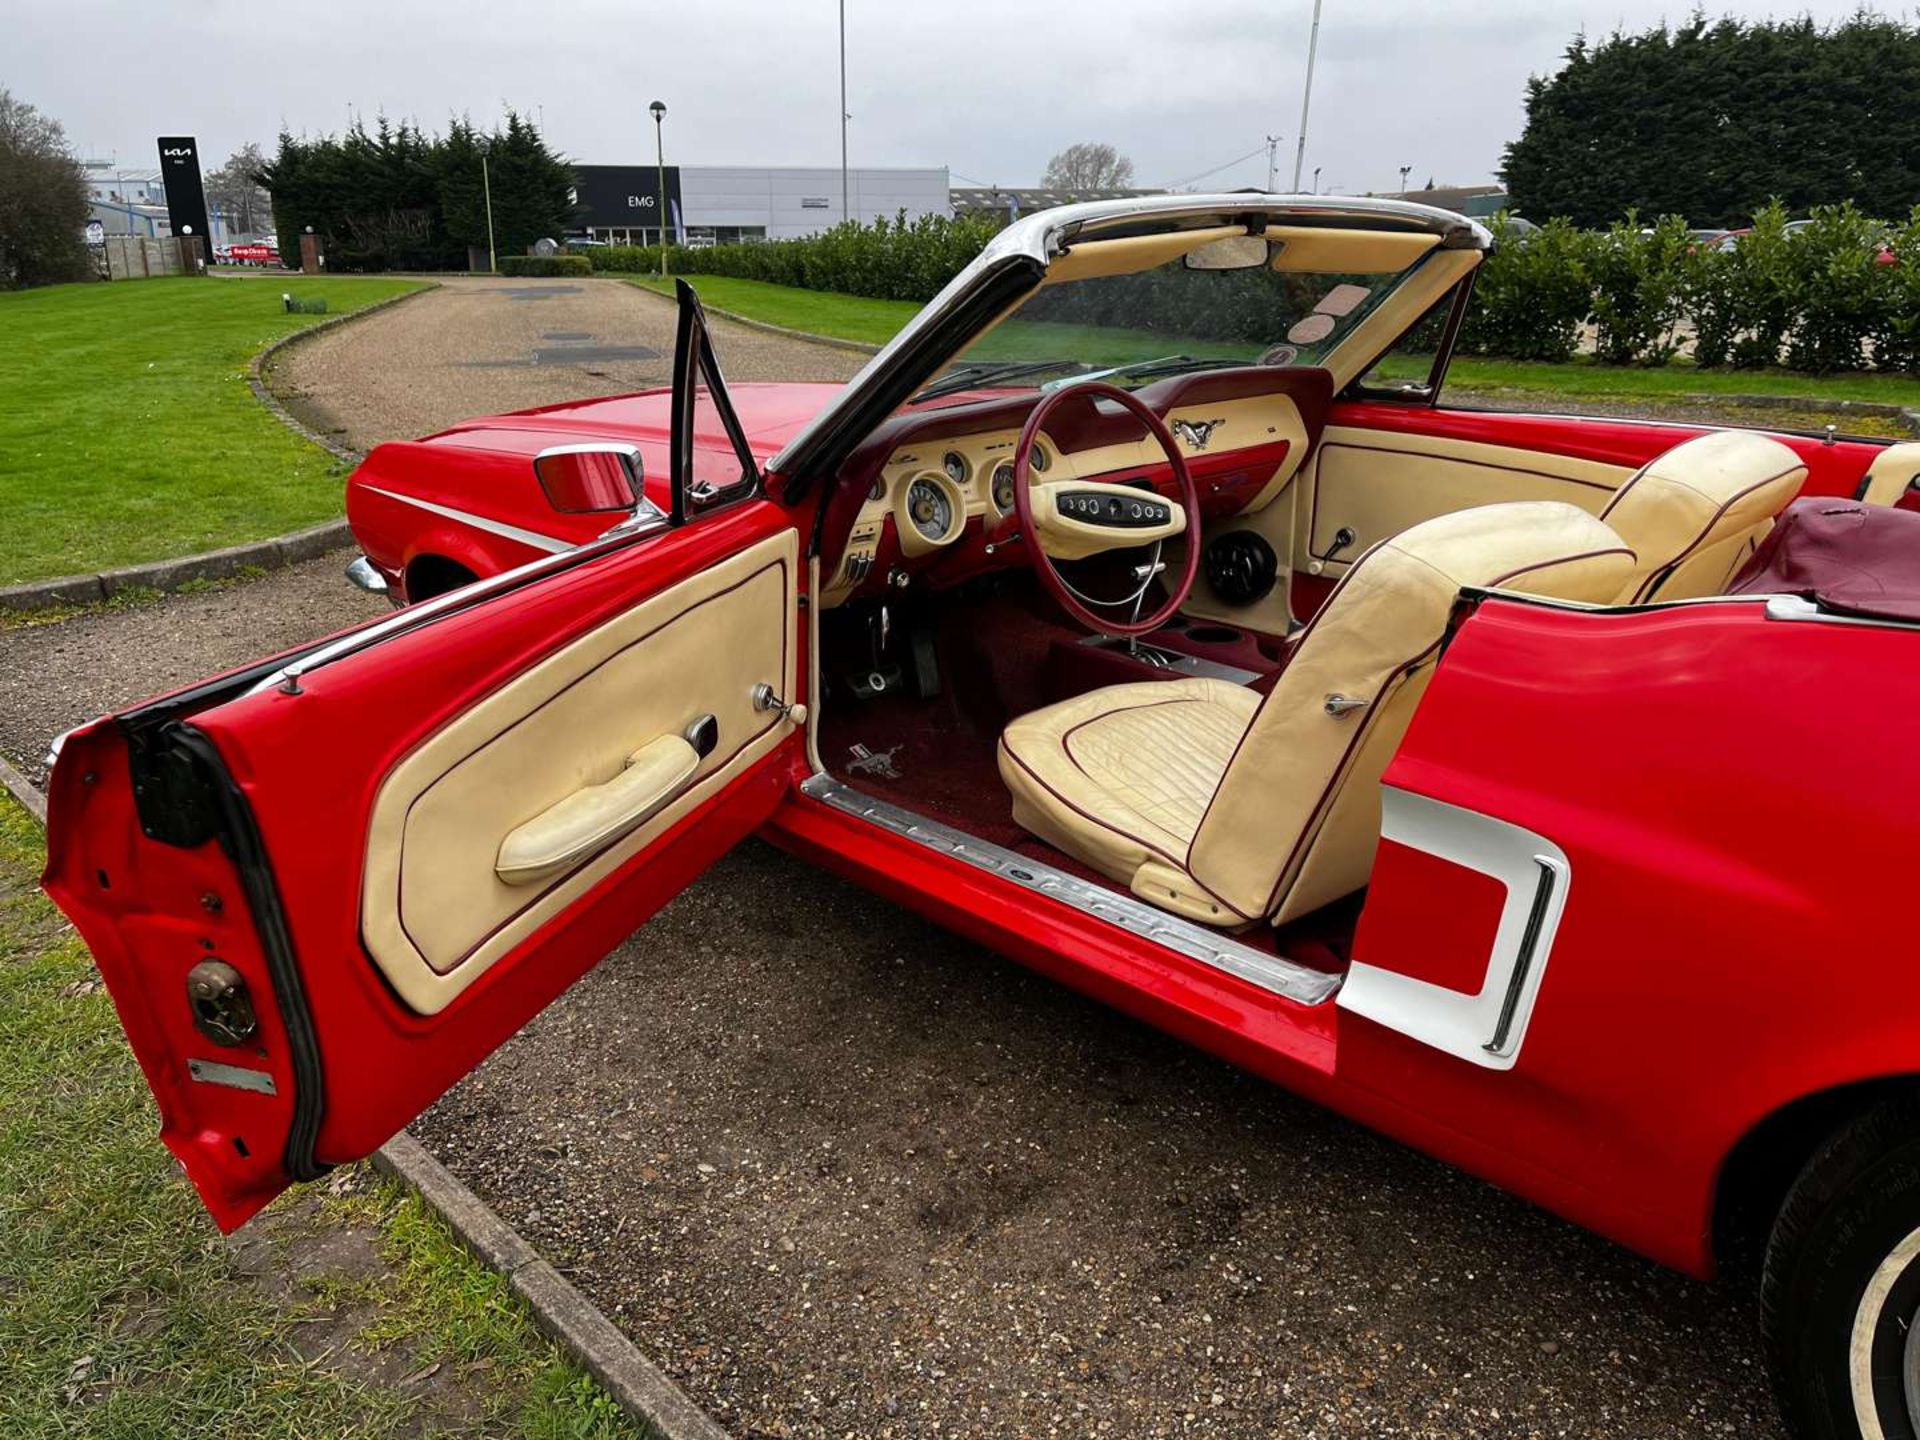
[480,141,498,274]
[650,100,668,277]
[1312,165,1322,194]
[1288,0,1324,190]
[839,0,851,223]
[1398,164,1412,196]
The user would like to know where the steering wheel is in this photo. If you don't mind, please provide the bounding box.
[1009,381,1201,636]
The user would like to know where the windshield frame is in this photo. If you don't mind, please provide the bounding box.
[769,195,1491,490]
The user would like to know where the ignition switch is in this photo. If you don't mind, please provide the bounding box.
[186,960,259,1047]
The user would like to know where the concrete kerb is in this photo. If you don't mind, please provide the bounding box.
[0,284,440,614]
[1,766,733,1440]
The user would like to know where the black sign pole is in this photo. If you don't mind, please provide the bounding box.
[157,136,214,270]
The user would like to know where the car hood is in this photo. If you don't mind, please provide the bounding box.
[422,382,849,463]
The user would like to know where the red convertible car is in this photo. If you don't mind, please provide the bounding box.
[42,196,1920,1439]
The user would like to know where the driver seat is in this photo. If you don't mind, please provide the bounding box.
[997,502,1636,928]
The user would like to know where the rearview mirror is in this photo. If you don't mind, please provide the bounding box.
[1183,236,1272,271]
[533,444,641,514]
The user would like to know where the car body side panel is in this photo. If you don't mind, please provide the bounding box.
[1349,595,1920,1274]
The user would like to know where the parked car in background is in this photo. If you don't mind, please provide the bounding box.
[43,194,1920,1440]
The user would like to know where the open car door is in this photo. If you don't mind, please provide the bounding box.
[41,284,801,1230]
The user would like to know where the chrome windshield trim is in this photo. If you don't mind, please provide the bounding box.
[243,514,669,698]
[798,773,1341,1007]
[768,193,1490,477]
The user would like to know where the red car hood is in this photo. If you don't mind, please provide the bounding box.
[424,381,848,463]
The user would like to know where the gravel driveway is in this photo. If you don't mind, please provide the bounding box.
[0,278,1788,1438]
[272,275,868,452]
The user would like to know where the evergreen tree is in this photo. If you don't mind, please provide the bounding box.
[1503,14,1920,226]
[258,113,575,271]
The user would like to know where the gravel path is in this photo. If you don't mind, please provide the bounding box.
[415,844,1780,1440]
[272,275,868,453]
[0,558,383,782]
[1,280,1787,1437]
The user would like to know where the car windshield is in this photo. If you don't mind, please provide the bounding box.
[913,238,1419,400]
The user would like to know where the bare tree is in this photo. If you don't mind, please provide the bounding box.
[1042,142,1136,192]
[0,90,90,289]
[206,142,273,235]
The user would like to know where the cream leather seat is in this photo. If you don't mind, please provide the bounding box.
[999,502,1636,929]
[1857,441,1920,508]
[1598,431,1807,603]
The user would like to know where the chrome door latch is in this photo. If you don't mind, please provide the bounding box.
[752,683,809,726]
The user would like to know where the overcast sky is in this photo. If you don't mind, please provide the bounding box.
[11,0,1885,194]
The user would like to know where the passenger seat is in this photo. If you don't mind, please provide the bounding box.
[1599,431,1807,603]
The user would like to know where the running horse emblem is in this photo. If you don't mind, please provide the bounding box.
[1170,417,1226,451]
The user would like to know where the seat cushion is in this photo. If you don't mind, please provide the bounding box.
[997,677,1259,922]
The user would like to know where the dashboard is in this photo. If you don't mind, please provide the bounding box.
[821,365,1334,601]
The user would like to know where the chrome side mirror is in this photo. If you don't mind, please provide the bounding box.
[533,444,641,514]
[1183,235,1273,271]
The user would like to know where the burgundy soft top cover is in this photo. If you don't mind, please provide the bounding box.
[1729,497,1920,622]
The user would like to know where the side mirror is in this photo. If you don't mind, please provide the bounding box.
[533,444,641,514]
[1183,235,1273,271]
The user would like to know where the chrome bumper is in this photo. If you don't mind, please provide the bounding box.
[345,554,390,595]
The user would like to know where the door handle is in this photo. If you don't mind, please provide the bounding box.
[495,733,700,886]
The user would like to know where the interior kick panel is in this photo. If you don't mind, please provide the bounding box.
[359,530,798,1015]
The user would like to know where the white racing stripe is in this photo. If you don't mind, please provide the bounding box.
[363,485,573,554]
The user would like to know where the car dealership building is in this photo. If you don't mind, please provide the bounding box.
[570,164,950,245]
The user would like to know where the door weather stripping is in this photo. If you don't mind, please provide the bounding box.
[799,774,1340,1007]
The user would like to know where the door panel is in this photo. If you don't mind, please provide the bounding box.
[1301,426,1628,571]
[43,504,803,1230]
[363,532,795,1013]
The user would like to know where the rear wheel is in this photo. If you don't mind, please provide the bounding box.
[1763,1101,1920,1439]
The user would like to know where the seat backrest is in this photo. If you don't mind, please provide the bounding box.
[1599,431,1807,603]
[1857,441,1920,508]
[1181,502,1635,925]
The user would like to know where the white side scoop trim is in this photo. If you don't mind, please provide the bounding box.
[363,486,573,554]
[1338,788,1570,1071]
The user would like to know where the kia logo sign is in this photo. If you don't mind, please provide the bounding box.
[162,147,194,159]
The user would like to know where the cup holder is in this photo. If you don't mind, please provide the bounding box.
[1185,624,1243,645]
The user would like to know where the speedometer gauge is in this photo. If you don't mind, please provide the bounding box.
[991,461,1017,514]
[907,476,954,541]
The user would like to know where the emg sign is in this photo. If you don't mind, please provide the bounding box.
[571,165,682,231]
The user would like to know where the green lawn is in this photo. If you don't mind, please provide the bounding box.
[0,794,642,1438]
[633,273,1920,409]
[0,276,426,587]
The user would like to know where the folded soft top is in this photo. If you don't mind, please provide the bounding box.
[1729,496,1920,623]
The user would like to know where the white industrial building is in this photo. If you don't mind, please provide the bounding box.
[571,164,950,245]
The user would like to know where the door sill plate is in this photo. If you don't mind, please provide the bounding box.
[799,774,1340,1006]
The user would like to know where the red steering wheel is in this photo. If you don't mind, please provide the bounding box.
[1010,381,1201,636]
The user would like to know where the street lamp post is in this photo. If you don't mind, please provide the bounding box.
[481,143,498,274]
[1312,165,1322,194]
[1398,164,1412,196]
[650,99,668,278]
[1289,0,1324,191]
[839,0,851,223]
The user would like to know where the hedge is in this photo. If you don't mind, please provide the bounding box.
[1464,201,1920,374]
[497,253,592,277]
[581,211,1000,302]
[576,203,1920,377]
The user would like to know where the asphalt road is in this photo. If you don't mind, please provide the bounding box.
[0,280,1789,1438]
